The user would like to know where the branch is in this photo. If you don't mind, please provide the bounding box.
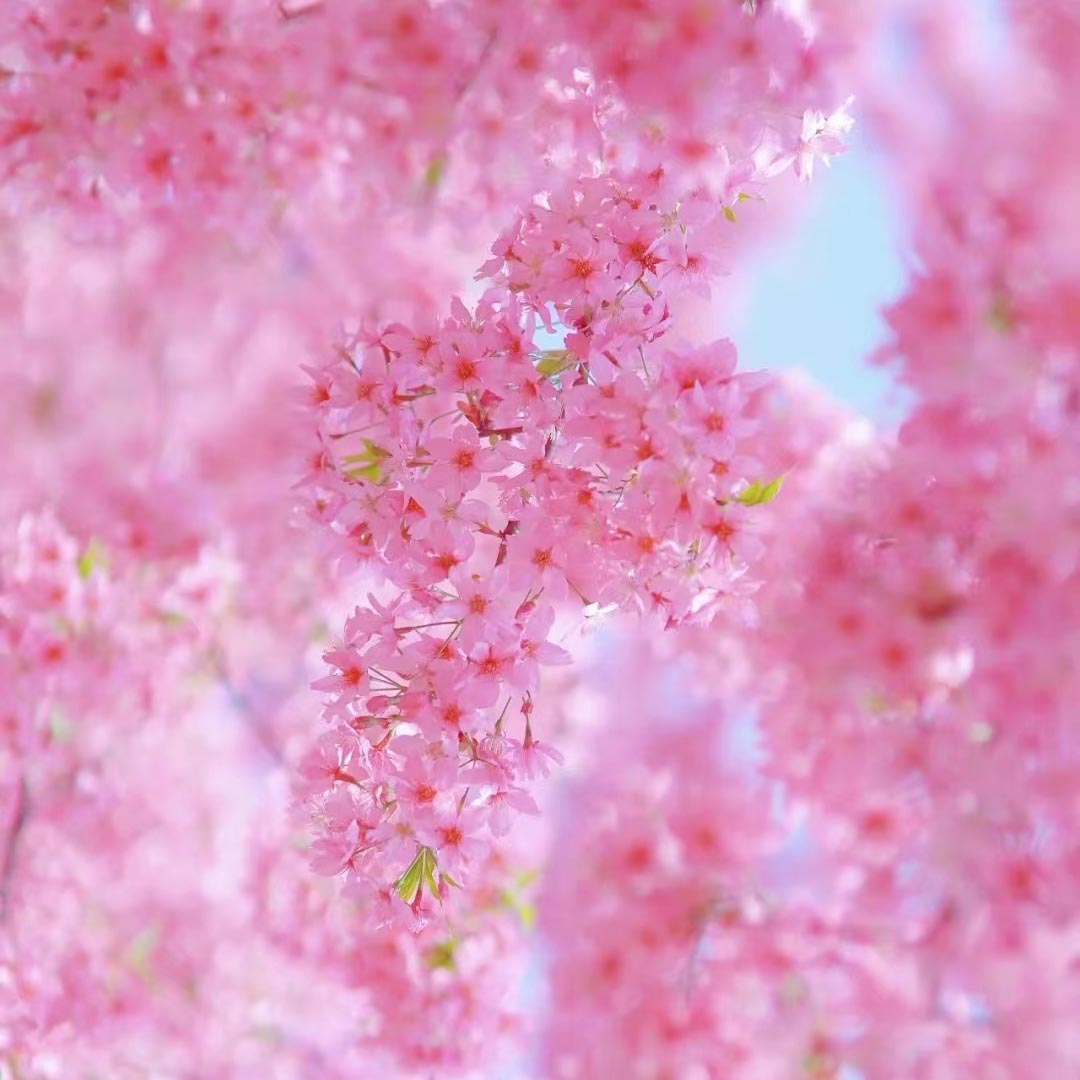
[0,777,28,920]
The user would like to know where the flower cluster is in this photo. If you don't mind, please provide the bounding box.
[0,191,530,1075]
[1,0,851,231]
[0,0,590,225]
[293,0,852,921]
[529,6,1080,1075]
[297,164,803,921]
[537,632,781,1078]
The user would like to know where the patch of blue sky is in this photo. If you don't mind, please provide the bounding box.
[731,131,908,423]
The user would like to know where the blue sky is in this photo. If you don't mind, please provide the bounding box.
[732,132,909,422]
[735,0,1009,423]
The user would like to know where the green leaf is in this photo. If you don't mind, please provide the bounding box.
[342,440,391,484]
[344,462,384,483]
[395,850,425,904]
[77,539,106,579]
[126,925,159,979]
[735,475,785,506]
[536,349,575,377]
[499,868,539,929]
[426,938,457,971]
[342,440,390,466]
[421,847,440,899]
[423,154,447,190]
[49,707,73,744]
[395,846,440,905]
[503,893,536,930]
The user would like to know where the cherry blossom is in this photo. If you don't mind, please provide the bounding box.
[5,0,1078,1076]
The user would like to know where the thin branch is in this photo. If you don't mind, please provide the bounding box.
[0,777,28,920]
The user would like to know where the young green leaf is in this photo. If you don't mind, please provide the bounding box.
[536,349,575,377]
[77,538,106,579]
[395,846,440,905]
[735,475,785,506]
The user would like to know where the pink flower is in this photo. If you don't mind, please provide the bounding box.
[517,732,565,780]
[419,808,488,875]
[426,426,485,496]
[511,604,572,692]
[311,647,370,711]
[484,786,540,838]
[444,567,514,651]
[297,729,361,796]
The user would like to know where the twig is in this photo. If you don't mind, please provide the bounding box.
[0,777,28,920]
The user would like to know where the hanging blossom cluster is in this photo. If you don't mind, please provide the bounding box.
[0,239,535,1075]
[293,0,853,925]
[298,180,777,921]
[534,4,1080,1077]
[746,6,1080,1070]
[298,67,852,918]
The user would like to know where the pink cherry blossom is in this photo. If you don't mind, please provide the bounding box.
[8,1,1080,1076]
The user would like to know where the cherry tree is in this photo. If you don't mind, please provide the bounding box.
[2,0,1079,1077]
